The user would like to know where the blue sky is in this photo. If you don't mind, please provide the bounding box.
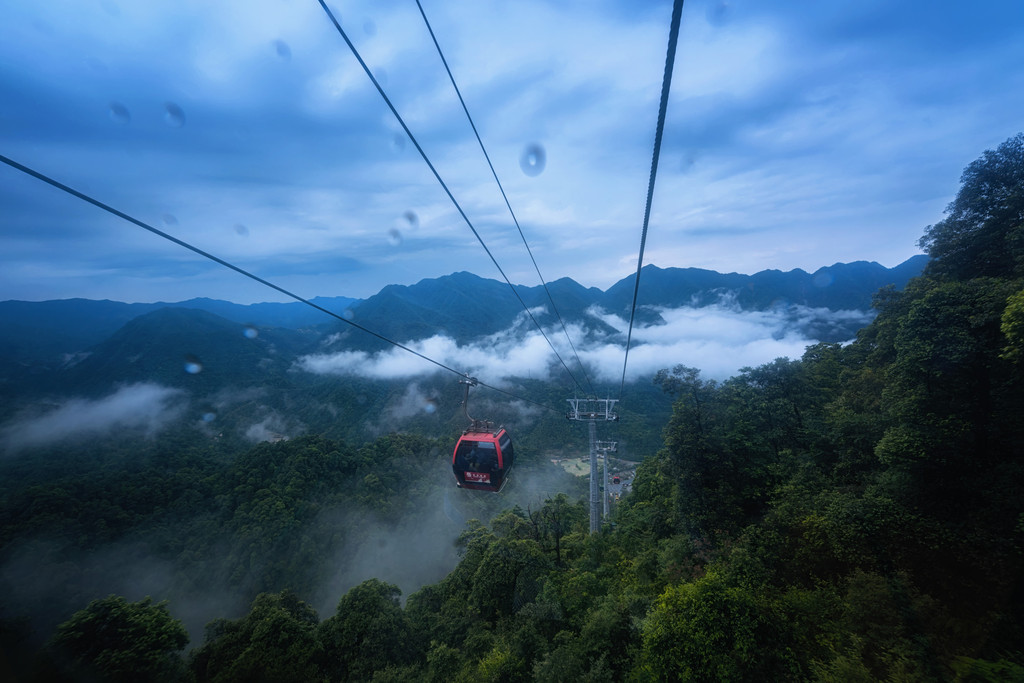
[2,0,1023,304]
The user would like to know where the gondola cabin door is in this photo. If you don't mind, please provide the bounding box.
[452,428,514,492]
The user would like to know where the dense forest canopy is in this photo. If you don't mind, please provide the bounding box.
[3,134,1024,680]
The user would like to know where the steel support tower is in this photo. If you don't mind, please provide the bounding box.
[566,398,618,533]
[596,440,618,516]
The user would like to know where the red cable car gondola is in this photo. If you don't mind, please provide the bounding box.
[452,378,514,492]
[452,426,514,492]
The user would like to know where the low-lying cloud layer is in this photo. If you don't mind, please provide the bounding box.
[296,302,872,386]
[297,324,559,386]
[581,302,873,382]
[243,412,296,444]
[1,383,186,453]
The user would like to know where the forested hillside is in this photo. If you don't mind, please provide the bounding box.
[2,134,1023,681]
[0,430,588,680]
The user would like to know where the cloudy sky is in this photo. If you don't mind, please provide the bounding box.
[2,0,1023,305]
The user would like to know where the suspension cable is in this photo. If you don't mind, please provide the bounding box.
[619,0,685,400]
[414,0,595,396]
[0,153,560,415]
[314,0,588,395]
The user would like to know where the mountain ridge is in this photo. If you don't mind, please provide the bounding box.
[0,256,928,365]
[0,255,929,444]
[343,256,928,348]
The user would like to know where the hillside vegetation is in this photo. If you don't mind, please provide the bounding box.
[2,134,1023,681]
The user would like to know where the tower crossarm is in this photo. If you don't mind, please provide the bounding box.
[565,398,619,422]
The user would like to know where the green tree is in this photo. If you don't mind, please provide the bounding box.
[535,494,586,566]
[734,357,811,456]
[575,596,638,680]
[919,132,1024,281]
[47,595,188,683]
[1001,287,1024,361]
[656,362,803,537]
[468,537,552,620]
[951,656,1024,682]
[317,579,414,682]
[635,572,800,681]
[654,365,728,535]
[424,641,463,683]
[875,277,1023,511]
[190,590,321,683]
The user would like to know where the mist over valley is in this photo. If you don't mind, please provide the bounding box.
[0,259,921,649]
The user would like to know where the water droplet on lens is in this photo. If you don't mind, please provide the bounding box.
[184,354,203,374]
[423,398,437,414]
[391,133,406,152]
[342,309,354,320]
[376,68,389,86]
[519,143,546,176]
[108,102,130,124]
[363,20,377,36]
[402,210,419,230]
[234,224,249,236]
[162,214,178,226]
[243,326,258,339]
[387,228,403,246]
[164,102,186,127]
[813,272,834,288]
[273,39,291,60]
[202,412,216,422]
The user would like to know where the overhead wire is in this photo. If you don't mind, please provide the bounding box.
[0,153,560,415]
[313,0,590,396]
[619,0,685,400]
[414,0,595,396]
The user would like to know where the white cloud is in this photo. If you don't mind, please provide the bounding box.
[296,300,868,387]
[385,383,440,421]
[296,327,559,386]
[243,412,293,443]
[1,383,186,453]
[583,301,871,382]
